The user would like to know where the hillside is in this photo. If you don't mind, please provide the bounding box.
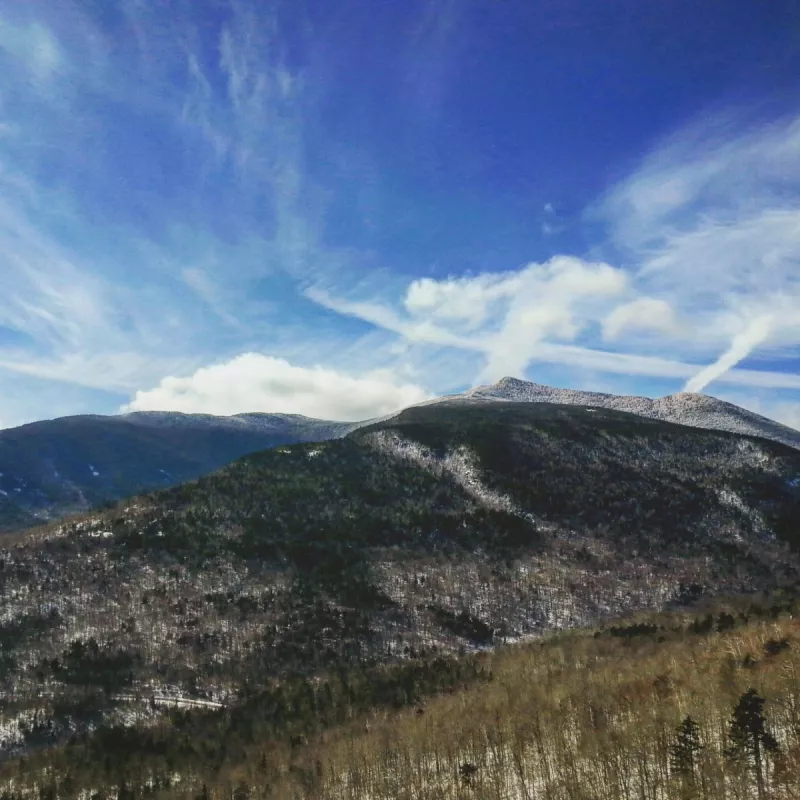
[0,411,353,532]
[465,376,800,450]
[1,401,799,765]
[4,598,798,799]
[1,378,796,535]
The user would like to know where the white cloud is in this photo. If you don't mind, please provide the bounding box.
[0,185,114,352]
[181,267,246,330]
[0,18,62,84]
[478,257,629,380]
[602,297,679,341]
[683,314,774,393]
[122,354,433,421]
[0,171,209,394]
[600,113,800,245]
[309,272,800,393]
[0,351,197,394]
[0,0,329,406]
[1,2,798,429]
[314,256,630,383]
[307,287,473,350]
[404,274,510,328]
[516,343,800,391]
[600,111,800,390]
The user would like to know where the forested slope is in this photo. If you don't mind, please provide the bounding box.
[1,401,799,775]
[3,596,800,798]
[0,411,352,532]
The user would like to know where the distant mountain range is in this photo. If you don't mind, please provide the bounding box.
[0,411,354,532]
[1,377,797,532]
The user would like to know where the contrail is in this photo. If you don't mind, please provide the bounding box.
[684,315,773,393]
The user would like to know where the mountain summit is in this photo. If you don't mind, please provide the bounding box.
[462,377,800,450]
[0,379,797,533]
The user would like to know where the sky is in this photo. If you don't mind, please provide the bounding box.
[1,0,800,429]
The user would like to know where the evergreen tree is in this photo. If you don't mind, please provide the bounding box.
[724,688,780,799]
[670,715,703,795]
[459,762,478,787]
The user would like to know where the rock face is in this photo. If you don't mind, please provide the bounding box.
[0,411,354,532]
[463,377,800,450]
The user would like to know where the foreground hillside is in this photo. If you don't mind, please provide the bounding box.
[0,411,353,532]
[2,400,799,766]
[3,596,800,798]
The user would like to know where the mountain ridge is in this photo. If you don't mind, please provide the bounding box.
[0,411,355,532]
[2,399,799,759]
[461,376,800,450]
[1,378,797,533]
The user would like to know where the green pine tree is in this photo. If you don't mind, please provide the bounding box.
[724,688,780,799]
[670,715,704,796]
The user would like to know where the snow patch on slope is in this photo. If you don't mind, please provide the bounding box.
[365,430,517,514]
[716,488,769,538]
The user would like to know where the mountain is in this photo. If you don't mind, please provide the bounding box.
[462,376,800,450]
[0,411,354,532]
[2,377,796,535]
[2,400,799,758]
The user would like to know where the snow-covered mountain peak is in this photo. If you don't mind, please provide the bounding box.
[460,377,800,450]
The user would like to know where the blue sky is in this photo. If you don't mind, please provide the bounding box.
[1,0,800,428]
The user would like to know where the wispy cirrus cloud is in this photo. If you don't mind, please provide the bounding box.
[0,1,380,426]
[599,111,800,391]
[310,277,800,393]
[307,108,800,409]
[0,16,63,85]
[0,1,798,433]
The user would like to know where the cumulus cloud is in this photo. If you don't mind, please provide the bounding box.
[602,297,679,341]
[0,1,353,427]
[477,257,629,379]
[313,256,630,382]
[122,354,433,421]
[404,257,626,338]
[404,274,510,329]
[3,0,799,427]
[309,249,800,393]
